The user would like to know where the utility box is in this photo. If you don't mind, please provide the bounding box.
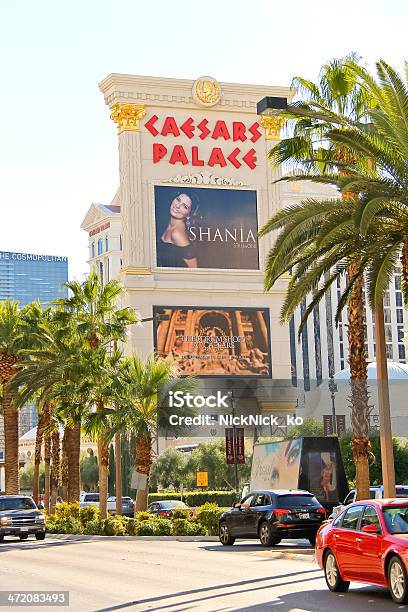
[250,437,349,512]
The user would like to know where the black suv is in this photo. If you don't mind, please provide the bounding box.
[0,495,46,541]
[219,489,326,547]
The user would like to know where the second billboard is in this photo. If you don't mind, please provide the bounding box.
[154,306,271,377]
[154,185,259,269]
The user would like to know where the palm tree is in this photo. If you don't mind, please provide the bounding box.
[107,354,199,512]
[54,273,137,517]
[261,56,375,499]
[0,300,39,494]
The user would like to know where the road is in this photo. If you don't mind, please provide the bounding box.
[0,536,403,611]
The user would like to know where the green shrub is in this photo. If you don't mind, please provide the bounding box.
[79,505,100,525]
[195,503,224,535]
[148,491,237,507]
[154,518,172,535]
[135,511,153,522]
[45,521,59,533]
[102,515,129,536]
[126,519,139,536]
[171,518,206,536]
[82,519,104,535]
[137,520,157,536]
[171,507,191,520]
[53,502,81,522]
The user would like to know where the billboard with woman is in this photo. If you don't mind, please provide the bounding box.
[154,185,259,269]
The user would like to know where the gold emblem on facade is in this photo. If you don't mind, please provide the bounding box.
[110,103,147,133]
[260,116,285,140]
[193,76,221,107]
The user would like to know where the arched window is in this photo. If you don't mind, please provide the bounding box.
[105,236,109,252]
[98,239,103,255]
[91,243,95,258]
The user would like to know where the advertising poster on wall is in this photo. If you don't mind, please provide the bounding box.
[307,451,338,503]
[154,306,271,377]
[154,185,259,270]
[250,440,303,490]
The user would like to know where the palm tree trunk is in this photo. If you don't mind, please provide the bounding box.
[135,433,152,512]
[401,242,408,297]
[67,423,81,503]
[97,437,109,519]
[347,261,371,500]
[115,433,122,515]
[33,408,47,505]
[3,385,19,494]
[44,431,51,513]
[61,429,69,501]
[50,428,60,515]
[96,398,109,519]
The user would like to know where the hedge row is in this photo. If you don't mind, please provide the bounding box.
[148,490,238,507]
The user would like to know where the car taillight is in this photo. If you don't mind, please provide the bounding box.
[274,509,290,516]
[159,510,170,517]
[316,508,326,515]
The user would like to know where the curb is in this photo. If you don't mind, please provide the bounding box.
[45,533,219,542]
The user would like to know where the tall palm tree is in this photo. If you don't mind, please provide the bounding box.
[0,300,40,494]
[262,56,374,499]
[107,354,199,512]
[54,273,137,517]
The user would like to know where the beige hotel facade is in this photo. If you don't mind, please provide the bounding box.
[81,74,335,446]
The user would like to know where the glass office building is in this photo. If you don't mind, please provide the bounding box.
[0,251,68,436]
[0,251,68,307]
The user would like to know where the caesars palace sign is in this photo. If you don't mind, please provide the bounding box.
[145,114,261,170]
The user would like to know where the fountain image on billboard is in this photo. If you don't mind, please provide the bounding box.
[154,185,259,270]
[154,306,271,377]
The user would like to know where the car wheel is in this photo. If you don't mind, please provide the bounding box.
[35,533,46,541]
[324,550,350,592]
[218,522,235,546]
[19,534,28,541]
[0,536,4,543]
[388,556,408,604]
[259,521,279,547]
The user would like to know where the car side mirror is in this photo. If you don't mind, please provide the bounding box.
[362,523,379,534]
[233,502,241,509]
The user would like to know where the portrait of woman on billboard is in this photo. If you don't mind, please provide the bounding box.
[154,185,259,270]
[156,191,199,268]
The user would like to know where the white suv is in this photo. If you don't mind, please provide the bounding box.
[79,493,100,507]
[330,485,408,517]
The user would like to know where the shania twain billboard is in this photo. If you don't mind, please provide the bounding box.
[154,185,259,269]
[154,306,271,377]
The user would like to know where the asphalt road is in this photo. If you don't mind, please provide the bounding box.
[0,536,404,611]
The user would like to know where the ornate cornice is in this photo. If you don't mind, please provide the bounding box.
[110,103,147,133]
[260,116,285,140]
[165,171,248,187]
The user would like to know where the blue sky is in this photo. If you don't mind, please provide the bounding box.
[0,0,406,280]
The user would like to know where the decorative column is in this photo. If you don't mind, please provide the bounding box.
[110,103,151,274]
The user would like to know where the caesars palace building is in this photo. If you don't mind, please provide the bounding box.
[81,73,408,447]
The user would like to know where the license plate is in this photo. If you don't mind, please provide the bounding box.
[19,527,28,532]
[298,513,309,519]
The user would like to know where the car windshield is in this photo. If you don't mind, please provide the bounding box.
[396,487,408,497]
[0,497,36,511]
[383,506,408,533]
[277,494,321,508]
[159,501,185,509]
[84,494,99,502]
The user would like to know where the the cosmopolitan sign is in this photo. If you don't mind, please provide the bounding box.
[0,252,67,262]
[145,115,262,170]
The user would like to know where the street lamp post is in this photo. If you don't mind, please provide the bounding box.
[228,391,239,494]
[328,376,338,435]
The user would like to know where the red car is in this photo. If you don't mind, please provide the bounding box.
[316,499,408,604]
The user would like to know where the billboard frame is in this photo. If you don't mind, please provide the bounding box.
[151,181,263,273]
[153,304,272,379]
